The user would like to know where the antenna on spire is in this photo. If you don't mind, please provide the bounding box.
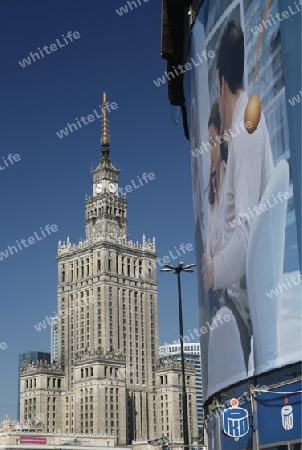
[101,92,110,147]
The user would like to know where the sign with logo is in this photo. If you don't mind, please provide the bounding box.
[281,398,294,431]
[257,381,302,445]
[221,399,249,440]
[20,437,47,444]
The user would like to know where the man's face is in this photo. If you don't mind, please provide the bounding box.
[217,75,226,131]
[209,124,221,175]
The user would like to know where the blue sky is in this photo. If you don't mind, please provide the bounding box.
[0,0,199,418]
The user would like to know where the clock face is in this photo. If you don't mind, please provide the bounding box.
[108,182,116,193]
[95,182,103,194]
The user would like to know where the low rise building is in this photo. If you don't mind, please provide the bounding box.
[159,342,203,435]
[155,359,198,443]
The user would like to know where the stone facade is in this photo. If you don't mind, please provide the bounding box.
[51,317,58,362]
[20,361,65,432]
[159,342,203,435]
[155,360,198,442]
[19,93,199,446]
[20,94,159,445]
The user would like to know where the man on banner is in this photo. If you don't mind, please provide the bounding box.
[203,20,274,371]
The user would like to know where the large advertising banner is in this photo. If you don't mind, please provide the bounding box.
[220,398,253,450]
[188,0,302,401]
[20,436,47,444]
[257,380,302,445]
[60,438,94,445]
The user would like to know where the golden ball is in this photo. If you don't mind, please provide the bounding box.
[244,94,261,134]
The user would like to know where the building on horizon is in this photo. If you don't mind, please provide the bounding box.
[17,351,51,421]
[159,341,203,436]
[0,414,115,448]
[20,93,159,445]
[50,316,58,362]
[156,359,198,443]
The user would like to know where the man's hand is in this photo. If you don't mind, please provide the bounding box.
[202,255,214,290]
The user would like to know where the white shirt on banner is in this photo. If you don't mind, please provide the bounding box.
[206,161,227,260]
[213,91,274,290]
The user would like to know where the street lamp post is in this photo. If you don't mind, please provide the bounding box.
[161,262,196,450]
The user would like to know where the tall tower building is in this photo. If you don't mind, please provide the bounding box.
[20,93,159,444]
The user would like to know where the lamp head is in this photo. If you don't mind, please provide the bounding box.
[184,263,196,270]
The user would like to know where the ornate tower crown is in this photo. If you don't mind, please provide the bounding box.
[84,90,127,240]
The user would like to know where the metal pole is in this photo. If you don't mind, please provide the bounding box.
[250,384,259,450]
[177,271,190,450]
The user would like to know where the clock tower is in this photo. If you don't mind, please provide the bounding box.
[85,92,127,241]
[24,91,159,444]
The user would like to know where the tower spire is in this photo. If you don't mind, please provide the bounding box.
[101,92,110,147]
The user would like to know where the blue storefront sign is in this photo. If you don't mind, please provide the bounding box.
[220,398,253,450]
[257,381,302,445]
[222,399,249,438]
